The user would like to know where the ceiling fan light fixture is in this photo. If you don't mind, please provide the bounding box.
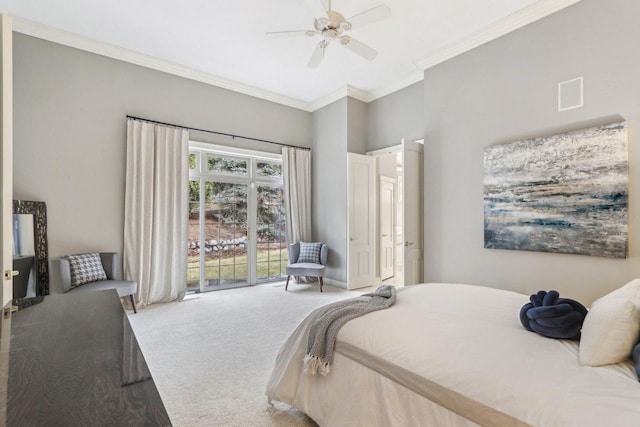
[314,18,330,31]
[324,29,339,40]
[339,21,352,31]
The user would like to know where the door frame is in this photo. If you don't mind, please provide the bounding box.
[188,142,284,291]
[1,14,13,307]
[366,144,401,285]
[401,139,424,286]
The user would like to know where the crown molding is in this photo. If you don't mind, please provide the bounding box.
[415,0,583,70]
[346,85,370,103]
[308,86,348,111]
[12,17,313,112]
[307,85,376,111]
[308,72,425,110]
[366,70,424,102]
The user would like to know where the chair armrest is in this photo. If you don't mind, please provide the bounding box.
[320,244,328,265]
[49,258,72,294]
[99,253,121,280]
[288,243,300,264]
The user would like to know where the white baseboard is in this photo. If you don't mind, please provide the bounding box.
[323,278,347,289]
[347,282,376,291]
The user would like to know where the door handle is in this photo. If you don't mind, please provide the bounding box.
[349,237,355,241]
[381,234,388,237]
[4,270,19,280]
[405,241,414,247]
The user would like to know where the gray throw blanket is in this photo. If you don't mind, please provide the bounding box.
[303,285,397,376]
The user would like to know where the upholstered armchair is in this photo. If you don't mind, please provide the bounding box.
[50,252,138,313]
[285,242,328,292]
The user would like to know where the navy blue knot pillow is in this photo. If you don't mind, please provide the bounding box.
[520,290,588,340]
[632,343,640,381]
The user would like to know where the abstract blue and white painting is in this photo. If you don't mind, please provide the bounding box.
[484,121,628,258]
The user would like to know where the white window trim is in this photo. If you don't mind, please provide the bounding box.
[189,141,283,186]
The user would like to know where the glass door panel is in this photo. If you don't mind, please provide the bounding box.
[203,199,220,287]
[202,182,249,290]
[256,185,287,283]
[187,179,201,292]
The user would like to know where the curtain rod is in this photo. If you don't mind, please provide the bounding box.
[126,115,311,151]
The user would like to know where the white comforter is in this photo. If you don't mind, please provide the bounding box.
[266,283,640,427]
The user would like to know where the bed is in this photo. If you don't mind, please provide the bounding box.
[266,283,640,426]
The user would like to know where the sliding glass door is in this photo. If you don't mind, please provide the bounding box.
[187,144,286,292]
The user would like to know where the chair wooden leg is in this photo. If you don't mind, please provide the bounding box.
[319,277,323,292]
[129,295,137,314]
[285,275,290,291]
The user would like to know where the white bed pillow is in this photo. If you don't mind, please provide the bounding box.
[579,297,640,366]
[604,279,640,303]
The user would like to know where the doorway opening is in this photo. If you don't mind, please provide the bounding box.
[364,139,423,288]
[377,151,404,286]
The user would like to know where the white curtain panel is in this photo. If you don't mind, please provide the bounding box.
[124,119,189,308]
[282,147,312,245]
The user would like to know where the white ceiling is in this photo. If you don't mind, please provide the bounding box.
[0,0,579,110]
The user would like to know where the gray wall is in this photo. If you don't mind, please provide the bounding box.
[311,98,348,283]
[311,96,378,285]
[423,0,640,305]
[13,34,311,259]
[367,81,424,151]
[347,97,367,154]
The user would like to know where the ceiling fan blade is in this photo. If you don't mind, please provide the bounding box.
[306,0,328,18]
[307,41,327,68]
[266,30,317,39]
[347,4,391,29]
[340,36,377,61]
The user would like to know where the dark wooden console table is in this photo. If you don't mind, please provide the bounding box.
[0,291,171,426]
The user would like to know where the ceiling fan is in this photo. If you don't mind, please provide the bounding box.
[266,0,391,68]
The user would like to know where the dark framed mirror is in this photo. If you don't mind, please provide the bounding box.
[13,200,49,296]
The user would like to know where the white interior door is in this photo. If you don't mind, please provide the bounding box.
[347,153,375,290]
[0,15,13,308]
[379,176,395,281]
[402,140,424,286]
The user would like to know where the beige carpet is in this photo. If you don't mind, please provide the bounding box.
[128,282,366,426]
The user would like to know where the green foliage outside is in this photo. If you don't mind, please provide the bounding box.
[257,162,282,177]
